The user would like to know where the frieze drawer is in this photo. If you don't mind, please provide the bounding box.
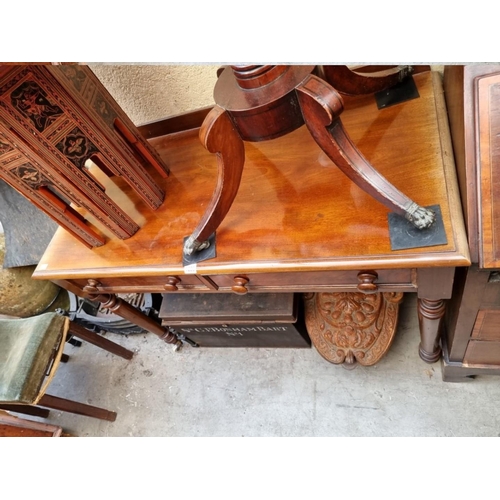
[209,269,416,294]
[70,275,211,293]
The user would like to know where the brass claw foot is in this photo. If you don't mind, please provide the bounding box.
[405,203,436,229]
[183,235,210,256]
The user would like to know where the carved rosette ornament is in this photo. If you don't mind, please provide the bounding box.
[304,291,404,367]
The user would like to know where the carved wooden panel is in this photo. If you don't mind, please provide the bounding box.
[0,127,107,247]
[304,291,404,367]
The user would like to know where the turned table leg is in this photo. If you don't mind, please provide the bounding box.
[417,298,445,363]
[416,267,455,364]
[83,279,179,345]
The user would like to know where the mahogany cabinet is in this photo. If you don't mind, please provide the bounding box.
[443,64,500,381]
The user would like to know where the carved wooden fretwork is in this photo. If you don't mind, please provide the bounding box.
[0,65,169,248]
[304,291,404,367]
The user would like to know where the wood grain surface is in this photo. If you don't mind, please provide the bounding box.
[33,71,469,282]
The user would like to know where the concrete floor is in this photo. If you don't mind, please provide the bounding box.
[22,293,500,437]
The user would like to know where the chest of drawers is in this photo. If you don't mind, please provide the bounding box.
[443,65,500,381]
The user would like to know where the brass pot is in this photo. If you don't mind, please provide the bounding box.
[0,234,61,318]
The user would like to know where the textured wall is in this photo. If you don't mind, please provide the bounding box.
[89,64,220,126]
[89,65,444,127]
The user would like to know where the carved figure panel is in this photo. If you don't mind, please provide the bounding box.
[10,80,63,132]
[304,291,404,367]
[0,138,13,156]
[56,65,118,127]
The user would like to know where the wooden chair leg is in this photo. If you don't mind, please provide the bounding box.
[68,321,134,360]
[0,403,50,418]
[80,284,178,345]
[38,394,116,422]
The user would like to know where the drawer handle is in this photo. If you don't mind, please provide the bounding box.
[232,276,249,295]
[83,278,101,294]
[164,276,181,291]
[357,271,378,293]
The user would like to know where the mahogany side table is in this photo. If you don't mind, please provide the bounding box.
[32,71,470,367]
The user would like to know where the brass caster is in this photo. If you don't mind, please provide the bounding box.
[172,340,183,353]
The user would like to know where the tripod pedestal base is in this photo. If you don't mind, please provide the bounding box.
[184,66,435,259]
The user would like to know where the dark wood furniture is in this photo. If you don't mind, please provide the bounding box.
[159,292,310,348]
[442,64,500,381]
[32,71,470,368]
[0,65,169,248]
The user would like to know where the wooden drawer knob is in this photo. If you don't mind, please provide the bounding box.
[164,276,181,291]
[231,276,249,295]
[357,271,378,293]
[84,279,102,294]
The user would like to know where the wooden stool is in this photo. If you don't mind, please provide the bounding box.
[0,312,133,422]
[0,65,169,248]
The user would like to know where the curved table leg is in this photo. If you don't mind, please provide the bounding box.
[296,74,435,229]
[183,105,245,256]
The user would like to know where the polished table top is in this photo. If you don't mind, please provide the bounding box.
[33,71,470,283]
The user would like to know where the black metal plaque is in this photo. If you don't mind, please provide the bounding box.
[182,232,216,266]
[388,204,447,250]
[375,75,420,109]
